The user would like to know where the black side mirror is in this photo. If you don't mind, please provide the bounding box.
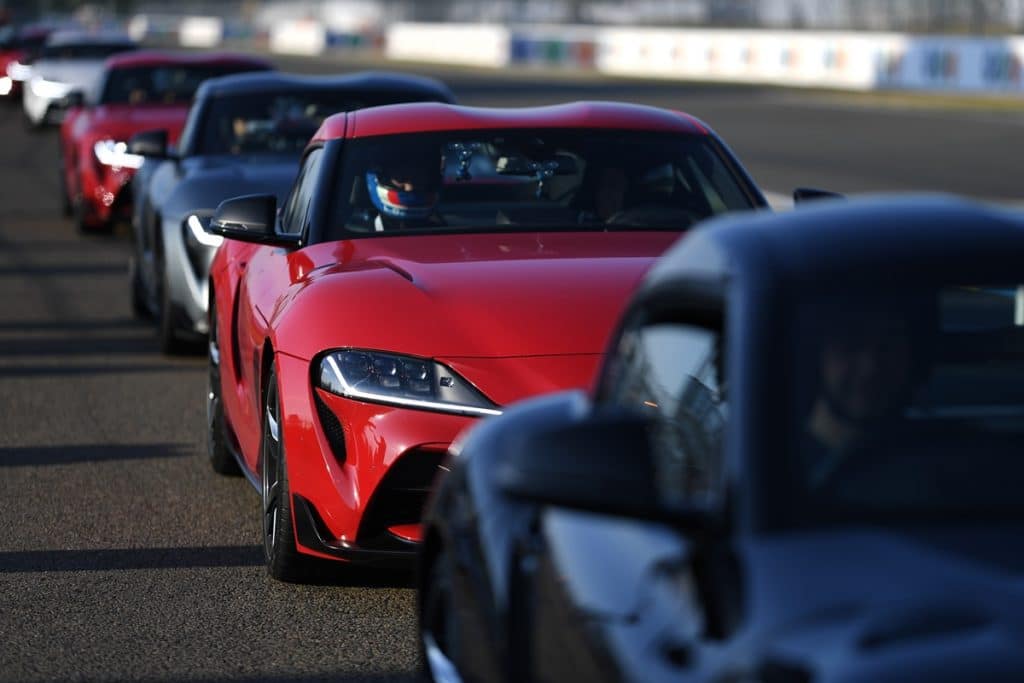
[209,194,299,247]
[127,129,169,158]
[793,187,844,204]
[59,90,84,110]
[497,411,717,533]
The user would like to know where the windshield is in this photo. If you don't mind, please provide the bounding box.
[197,91,436,156]
[327,129,757,238]
[39,42,134,61]
[99,64,261,106]
[788,285,1024,524]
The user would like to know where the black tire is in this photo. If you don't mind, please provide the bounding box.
[261,366,314,582]
[74,199,111,235]
[57,145,72,217]
[419,546,462,682]
[207,296,240,476]
[157,265,187,355]
[128,256,151,320]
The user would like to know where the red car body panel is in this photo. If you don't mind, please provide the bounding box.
[58,51,271,228]
[212,229,679,556]
[211,101,757,565]
[312,100,707,143]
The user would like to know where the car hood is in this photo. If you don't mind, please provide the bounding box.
[33,59,106,89]
[733,525,1024,679]
[85,104,189,142]
[177,154,299,205]
[277,231,680,385]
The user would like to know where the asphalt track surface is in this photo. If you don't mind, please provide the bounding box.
[0,54,1021,682]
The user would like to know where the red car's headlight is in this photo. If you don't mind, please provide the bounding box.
[318,350,501,417]
[93,139,145,170]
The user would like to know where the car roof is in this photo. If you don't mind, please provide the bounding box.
[105,50,272,71]
[45,30,135,48]
[195,70,453,102]
[648,195,1024,291]
[312,101,708,142]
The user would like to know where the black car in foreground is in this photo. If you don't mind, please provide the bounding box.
[419,195,1024,683]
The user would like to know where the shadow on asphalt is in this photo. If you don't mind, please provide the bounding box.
[0,544,417,590]
[0,443,193,467]
[0,545,265,572]
[0,317,145,332]
[0,362,203,377]
[0,333,163,356]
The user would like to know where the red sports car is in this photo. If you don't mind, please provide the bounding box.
[58,51,272,231]
[205,101,767,581]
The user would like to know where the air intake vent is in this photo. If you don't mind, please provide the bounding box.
[358,448,447,550]
[314,393,347,464]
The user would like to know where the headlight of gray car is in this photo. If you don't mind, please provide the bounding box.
[182,213,222,278]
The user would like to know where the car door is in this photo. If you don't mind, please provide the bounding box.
[232,148,325,467]
[524,292,732,683]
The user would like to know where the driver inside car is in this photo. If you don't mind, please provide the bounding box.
[365,151,444,231]
[801,298,934,487]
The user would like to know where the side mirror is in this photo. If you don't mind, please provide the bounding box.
[497,411,718,533]
[209,194,299,247]
[793,187,844,204]
[127,129,169,158]
[59,90,84,110]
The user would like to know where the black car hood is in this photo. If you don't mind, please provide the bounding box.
[734,524,1024,681]
[178,154,299,203]
[160,154,299,222]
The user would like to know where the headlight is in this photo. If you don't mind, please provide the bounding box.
[0,76,11,96]
[29,77,70,99]
[93,139,145,170]
[318,350,502,417]
[185,214,223,248]
[7,61,31,81]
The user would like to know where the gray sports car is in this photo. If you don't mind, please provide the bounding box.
[126,71,456,353]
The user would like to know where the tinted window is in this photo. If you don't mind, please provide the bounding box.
[99,64,263,106]
[326,129,757,239]
[194,92,344,156]
[280,149,324,235]
[39,42,135,60]
[607,321,728,508]
[789,285,1024,523]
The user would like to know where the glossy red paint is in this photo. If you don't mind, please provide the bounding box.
[58,51,272,229]
[311,101,707,143]
[210,225,679,561]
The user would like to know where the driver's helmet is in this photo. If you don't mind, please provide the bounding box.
[365,154,441,221]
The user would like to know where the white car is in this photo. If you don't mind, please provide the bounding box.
[22,31,136,127]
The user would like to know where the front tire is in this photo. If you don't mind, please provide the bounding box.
[261,366,313,582]
[207,297,239,476]
[420,546,462,682]
[157,265,187,355]
[128,256,151,320]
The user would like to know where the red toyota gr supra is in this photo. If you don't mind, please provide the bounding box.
[204,101,767,580]
[58,51,271,232]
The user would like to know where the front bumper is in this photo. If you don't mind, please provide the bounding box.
[275,353,477,565]
[292,493,416,568]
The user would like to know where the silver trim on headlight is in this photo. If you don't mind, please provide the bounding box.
[319,350,502,417]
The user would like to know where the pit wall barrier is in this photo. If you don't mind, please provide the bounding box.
[128,15,1024,95]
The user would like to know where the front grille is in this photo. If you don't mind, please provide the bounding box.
[314,393,347,464]
[358,448,447,550]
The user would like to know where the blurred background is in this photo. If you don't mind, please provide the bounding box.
[8,1,1024,32]
[4,1,1024,97]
